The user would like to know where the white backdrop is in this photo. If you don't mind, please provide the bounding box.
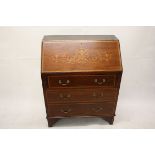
[0,27,155,128]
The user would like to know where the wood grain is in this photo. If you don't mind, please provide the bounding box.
[41,35,123,127]
[41,36,122,73]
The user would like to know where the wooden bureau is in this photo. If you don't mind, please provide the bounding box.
[41,35,123,127]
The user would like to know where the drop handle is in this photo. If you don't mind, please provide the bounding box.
[58,79,70,86]
[61,108,72,114]
[59,93,71,99]
[94,78,106,85]
[92,107,103,112]
[92,92,104,97]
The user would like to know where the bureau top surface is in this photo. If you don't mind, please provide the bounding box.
[43,35,118,41]
[41,35,123,73]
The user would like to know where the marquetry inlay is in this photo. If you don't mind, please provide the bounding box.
[47,47,113,64]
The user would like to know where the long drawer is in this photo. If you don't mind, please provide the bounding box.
[48,74,116,88]
[46,88,117,103]
[47,103,115,117]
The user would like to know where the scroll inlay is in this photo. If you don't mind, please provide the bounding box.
[48,48,113,64]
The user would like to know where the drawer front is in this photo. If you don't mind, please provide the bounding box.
[48,75,116,88]
[46,88,117,103]
[47,103,115,117]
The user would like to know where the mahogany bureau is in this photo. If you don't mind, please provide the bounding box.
[41,35,123,127]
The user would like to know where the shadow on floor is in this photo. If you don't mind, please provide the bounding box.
[51,117,109,128]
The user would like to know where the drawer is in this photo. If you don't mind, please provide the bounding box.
[47,103,115,117]
[46,88,117,103]
[48,74,116,88]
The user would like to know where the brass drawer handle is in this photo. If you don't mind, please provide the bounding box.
[92,107,103,112]
[58,79,70,86]
[61,108,72,114]
[59,93,71,99]
[92,92,104,97]
[94,78,106,85]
